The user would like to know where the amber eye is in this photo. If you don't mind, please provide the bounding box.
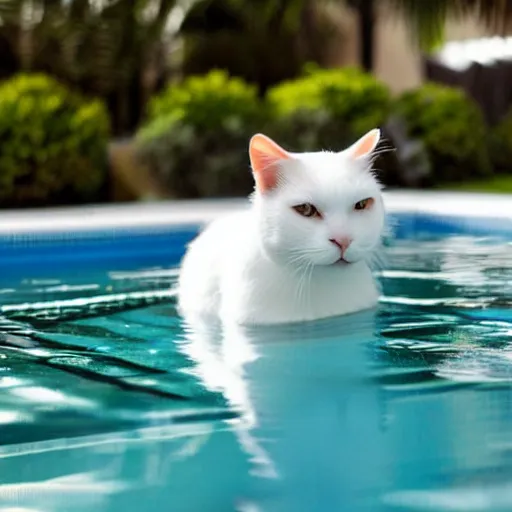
[354,198,374,211]
[292,203,321,218]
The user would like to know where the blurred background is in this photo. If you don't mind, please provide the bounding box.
[1,0,512,208]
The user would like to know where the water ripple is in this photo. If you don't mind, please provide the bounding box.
[0,235,511,452]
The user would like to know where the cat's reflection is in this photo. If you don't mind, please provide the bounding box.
[180,312,388,511]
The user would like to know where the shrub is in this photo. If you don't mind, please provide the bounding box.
[137,70,265,198]
[394,83,491,184]
[265,66,391,151]
[0,73,110,206]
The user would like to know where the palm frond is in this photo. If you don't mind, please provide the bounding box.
[388,0,512,50]
[388,0,457,51]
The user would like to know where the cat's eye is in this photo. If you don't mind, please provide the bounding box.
[354,198,374,211]
[292,203,321,218]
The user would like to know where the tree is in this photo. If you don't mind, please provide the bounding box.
[0,0,182,134]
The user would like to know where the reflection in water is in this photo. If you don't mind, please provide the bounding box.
[180,312,387,510]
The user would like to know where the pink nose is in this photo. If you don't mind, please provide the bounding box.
[329,237,352,256]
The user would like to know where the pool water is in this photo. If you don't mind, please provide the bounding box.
[2,233,512,511]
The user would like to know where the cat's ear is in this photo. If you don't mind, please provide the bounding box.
[345,128,381,160]
[249,133,291,193]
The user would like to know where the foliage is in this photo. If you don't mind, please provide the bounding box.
[394,82,491,184]
[438,175,512,193]
[143,70,264,131]
[136,70,265,198]
[384,0,512,52]
[488,108,512,174]
[135,64,512,197]
[3,0,512,135]
[180,0,341,91]
[0,0,179,134]
[0,73,109,206]
[266,66,391,151]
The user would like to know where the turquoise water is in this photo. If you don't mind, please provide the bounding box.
[1,234,512,511]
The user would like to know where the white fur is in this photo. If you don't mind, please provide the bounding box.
[177,138,385,325]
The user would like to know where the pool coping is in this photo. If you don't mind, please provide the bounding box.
[0,190,509,235]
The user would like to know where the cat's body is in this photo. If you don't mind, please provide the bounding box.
[177,130,385,326]
[178,210,378,324]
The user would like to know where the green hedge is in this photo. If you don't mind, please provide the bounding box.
[266,66,391,151]
[138,68,508,198]
[136,67,396,197]
[3,68,502,206]
[0,73,110,206]
[136,70,265,197]
[394,83,492,184]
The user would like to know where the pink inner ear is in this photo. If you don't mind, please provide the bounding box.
[249,134,290,193]
[351,128,380,159]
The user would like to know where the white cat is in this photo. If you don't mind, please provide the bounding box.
[177,129,386,325]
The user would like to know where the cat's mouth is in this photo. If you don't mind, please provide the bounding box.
[335,257,350,266]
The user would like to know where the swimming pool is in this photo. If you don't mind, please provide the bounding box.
[1,191,511,512]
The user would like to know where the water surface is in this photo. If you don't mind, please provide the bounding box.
[1,234,512,511]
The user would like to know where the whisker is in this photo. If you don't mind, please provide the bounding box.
[305,261,314,315]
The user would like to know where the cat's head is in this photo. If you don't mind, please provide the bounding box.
[249,130,385,267]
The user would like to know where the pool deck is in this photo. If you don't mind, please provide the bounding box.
[0,190,510,235]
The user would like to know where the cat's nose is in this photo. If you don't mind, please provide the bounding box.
[329,237,352,256]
